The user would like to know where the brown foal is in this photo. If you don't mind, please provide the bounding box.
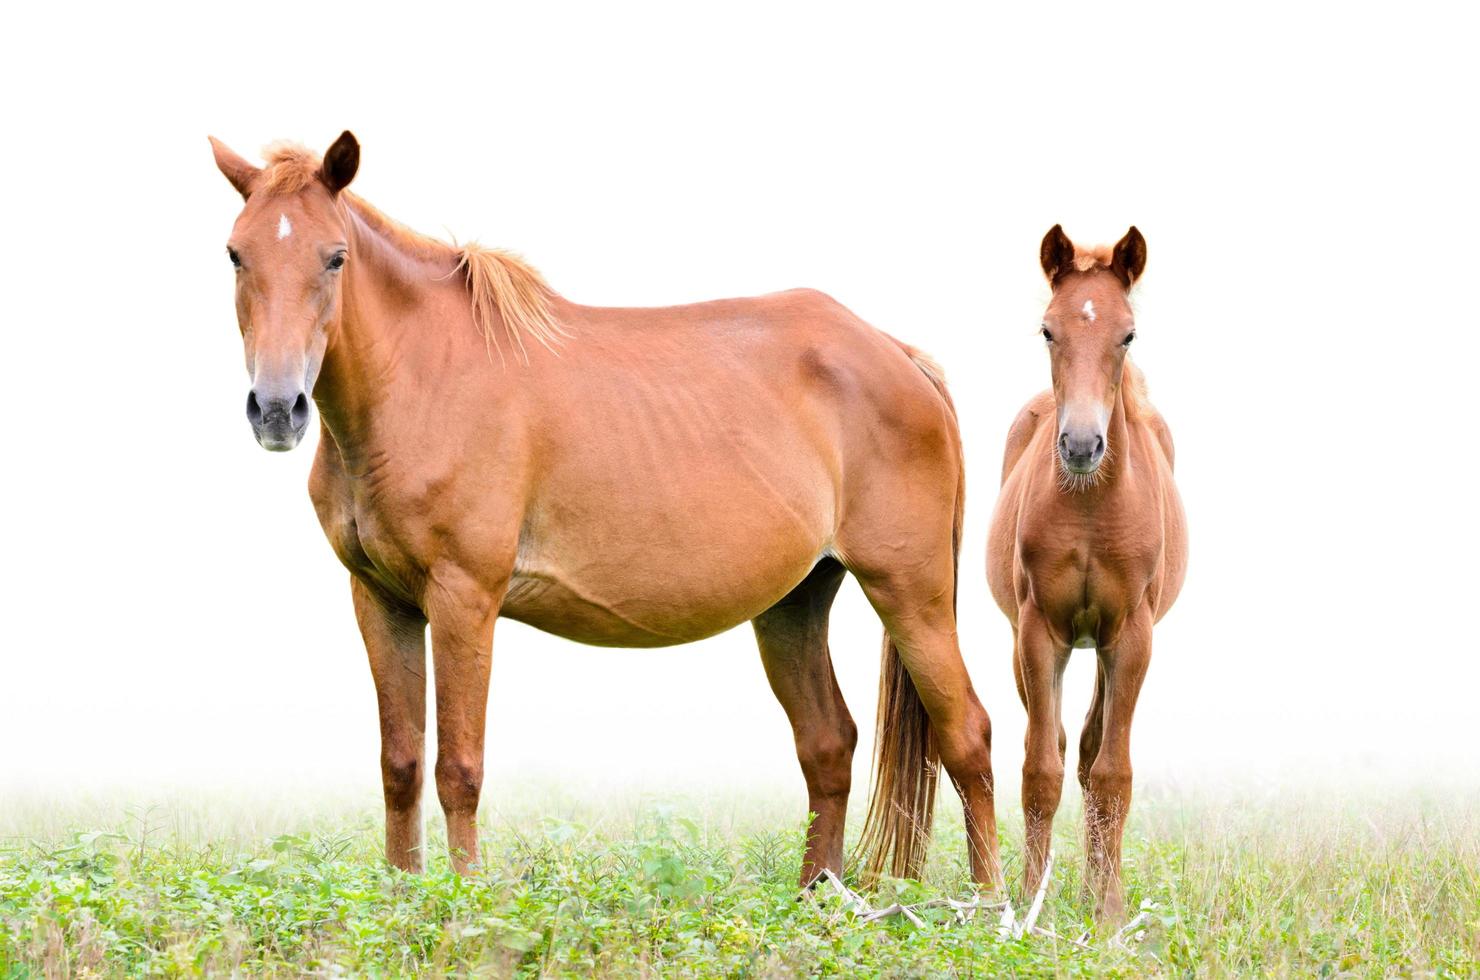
[986,226,1187,919]
[210,132,1000,888]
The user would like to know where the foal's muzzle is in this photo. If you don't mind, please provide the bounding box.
[247,387,311,452]
[1058,428,1105,475]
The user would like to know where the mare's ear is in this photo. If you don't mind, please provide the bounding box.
[1111,226,1147,288]
[1039,224,1076,285]
[321,131,360,195]
[209,137,260,199]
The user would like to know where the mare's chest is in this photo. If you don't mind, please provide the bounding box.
[307,443,432,606]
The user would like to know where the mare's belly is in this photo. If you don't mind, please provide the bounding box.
[500,541,829,647]
[501,405,840,647]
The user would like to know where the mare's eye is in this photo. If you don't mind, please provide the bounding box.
[227,247,241,269]
[1122,331,1136,347]
[1040,326,1054,343]
[326,252,347,271]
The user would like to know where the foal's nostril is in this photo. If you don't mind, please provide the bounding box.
[1094,435,1105,457]
[246,390,263,425]
[290,393,310,429]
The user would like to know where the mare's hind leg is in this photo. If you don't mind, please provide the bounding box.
[352,578,429,872]
[853,568,1002,890]
[1083,605,1153,920]
[1015,603,1071,897]
[752,559,855,885]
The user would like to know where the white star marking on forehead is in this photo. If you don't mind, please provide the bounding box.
[1082,299,1096,322]
[277,214,292,240]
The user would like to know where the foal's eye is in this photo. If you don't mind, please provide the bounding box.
[326,252,347,271]
[227,247,241,269]
[1122,331,1136,347]
[1040,327,1054,343]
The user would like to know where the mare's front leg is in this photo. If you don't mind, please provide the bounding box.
[425,566,503,873]
[1015,602,1070,898]
[352,578,428,872]
[1084,604,1153,920]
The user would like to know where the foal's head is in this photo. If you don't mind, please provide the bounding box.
[210,132,361,451]
[1037,224,1147,480]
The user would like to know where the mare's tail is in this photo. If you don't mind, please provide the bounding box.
[853,346,962,882]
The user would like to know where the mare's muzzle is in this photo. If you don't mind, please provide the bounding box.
[247,386,311,451]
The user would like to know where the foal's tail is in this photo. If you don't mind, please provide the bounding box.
[854,346,962,883]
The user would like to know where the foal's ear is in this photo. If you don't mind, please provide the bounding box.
[321,130,360,195]
[1111,226,1147,288]
[209,137,260,199]
[1039,224,1076,285]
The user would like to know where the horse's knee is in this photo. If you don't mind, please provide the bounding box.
[381,748,423,811]
[797,718,857,799]
[435,754,484,814]
[1022,709,1066,808]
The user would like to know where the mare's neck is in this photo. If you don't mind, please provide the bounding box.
[312,199,461,465]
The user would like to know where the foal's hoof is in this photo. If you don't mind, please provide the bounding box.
[1095,891,1126,925]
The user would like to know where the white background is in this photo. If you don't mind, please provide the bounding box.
[2,4,1475,803]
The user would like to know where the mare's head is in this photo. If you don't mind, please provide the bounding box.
[210,131,361,451]
[1037,224,1147,479]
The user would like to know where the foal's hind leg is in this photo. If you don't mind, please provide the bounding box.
[1014,602,1071,898]
[1078,657,1107,795]
[1083,605,1153,920]
[1077,655,1107,901]
[753,559,855,885]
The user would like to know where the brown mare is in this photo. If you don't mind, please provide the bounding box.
[986,226,1187,919]
[209,132,1001,889]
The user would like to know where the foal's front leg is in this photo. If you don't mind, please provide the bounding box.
[425,568,502,873]
[1015,603,1069,898]
[351,578,429,872]
[1084,604,1153,920]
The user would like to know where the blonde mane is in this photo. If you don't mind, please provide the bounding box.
[1122,358,1152,420]
[1071,243,1115,274]
[257,142,566,364]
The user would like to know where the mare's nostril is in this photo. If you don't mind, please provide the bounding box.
[1095,435,1105,457]
[246,390,263,425]
[291,393,310,429]
[1058,432,1069,450]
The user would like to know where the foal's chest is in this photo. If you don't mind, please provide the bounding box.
[1018,501,1163,638]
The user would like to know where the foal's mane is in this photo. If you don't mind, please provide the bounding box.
[1122,358,1151,421]
[259,143,566,363]
[1069,243,1115,275]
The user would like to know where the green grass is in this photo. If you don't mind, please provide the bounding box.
[1,783,1476,976]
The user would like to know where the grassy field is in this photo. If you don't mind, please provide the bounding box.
[0,782,1475,977]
